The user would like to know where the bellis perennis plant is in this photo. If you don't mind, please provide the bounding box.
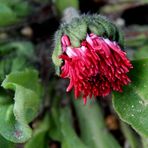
[52,14,133,104]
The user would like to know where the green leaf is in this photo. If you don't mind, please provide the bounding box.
[0,104,32,143]
[0,88,12,104]
[65,19,87,47]
[60,107,87,148]
[120,122,141,148]
[126,34,147,48]
[0,41,35,81]
[0,56,32,82]
[0,134,15,148]
[25,115,50,148]
[49,107,62,141]
[0,0,21,6]
[0,4,18,27]
[12,2,31,17]
[113,59,148,137]
[133,46,148,60]
[0,41,34,57]
[11,57,30,72]
[55,0,78,15]
[0,0,31,27]
[52,30,63,75]
[73,99,121,148]
[0,60,9,81]
[142,137,148,148]
[49,103,87,148]
[0,69,42,143]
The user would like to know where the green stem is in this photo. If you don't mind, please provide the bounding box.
[62,7,79,24]
[142,137,148,148]
[73,98,121,148]
[120,121,141,148]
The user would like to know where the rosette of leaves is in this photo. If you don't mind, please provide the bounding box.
[0,41,43,143]
[0,0,31,27]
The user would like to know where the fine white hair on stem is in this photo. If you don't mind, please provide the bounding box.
[62,7,80,24]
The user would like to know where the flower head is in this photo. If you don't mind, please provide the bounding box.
[59,33,133,104]
[52,15,133,104]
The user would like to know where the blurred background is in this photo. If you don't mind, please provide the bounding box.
[0,0,148,148]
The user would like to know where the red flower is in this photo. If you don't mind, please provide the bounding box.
[59,33,133,104]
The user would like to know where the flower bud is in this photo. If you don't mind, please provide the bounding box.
[52,14,132,104]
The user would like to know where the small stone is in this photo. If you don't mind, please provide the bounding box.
[21,26,33,37]
[105,115,119,130]
[0,33,8,39]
